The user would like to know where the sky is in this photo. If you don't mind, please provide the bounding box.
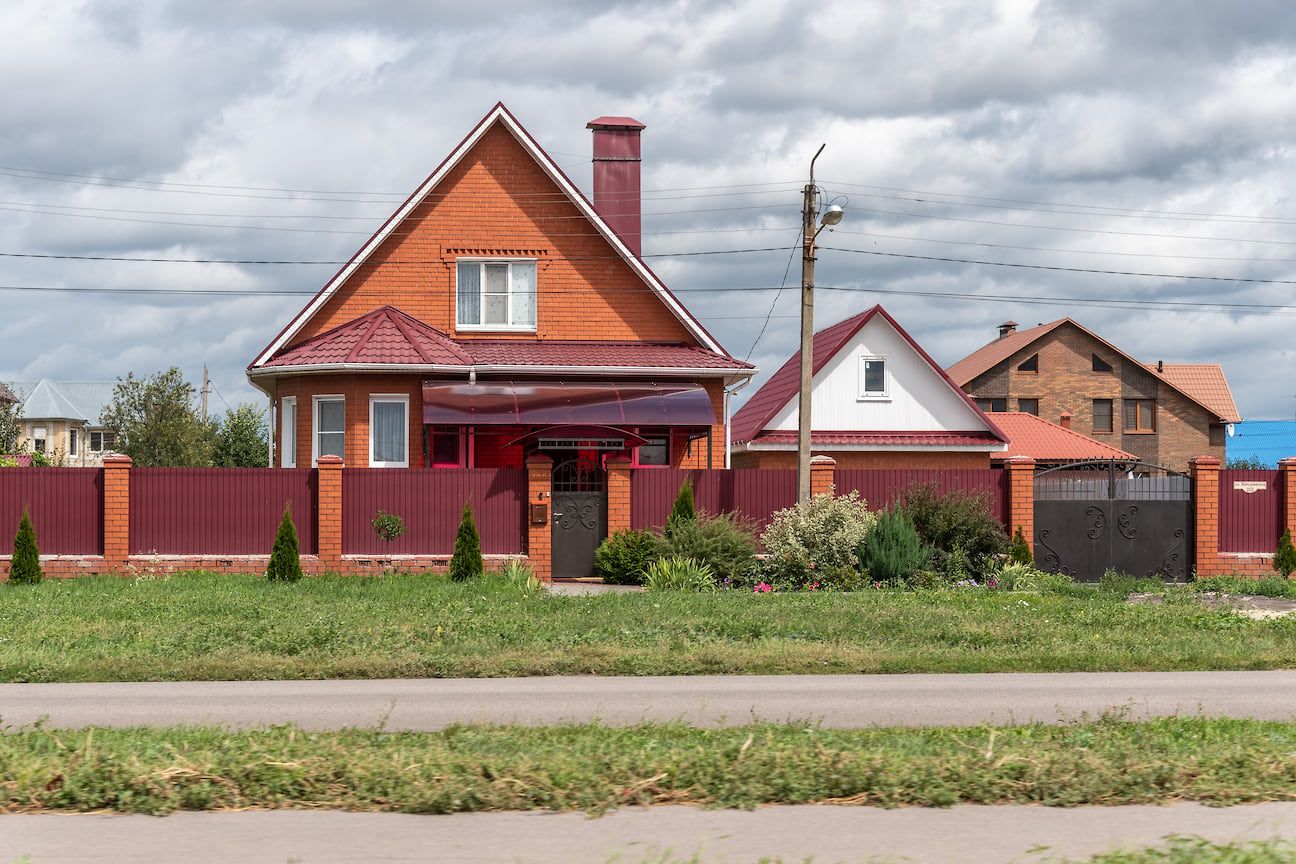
[3,0,1296,425]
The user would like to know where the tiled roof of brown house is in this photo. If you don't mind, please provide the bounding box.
[1144,364,1241,423]
[731,305,1005,445]
[946,318,1241,423]
[261,305,753,374]
[745,430,1005,448]
[987,412,1136,462]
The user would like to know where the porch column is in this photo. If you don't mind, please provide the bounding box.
[316,455,343,572]
[526,454,554,583]
[810,454,836,499]
[606,455,632,537]
[1190,455,1222,577]
[1004,457,1035,556]
[102,454,132,572]
[1282,457,1296,542]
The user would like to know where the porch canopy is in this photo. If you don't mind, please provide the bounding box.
[421,381,715,427]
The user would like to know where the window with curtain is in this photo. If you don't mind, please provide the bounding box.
[1092,399,1113,433]
[456,260,537,330]
[370,397,408,467]
[315,397,345,462]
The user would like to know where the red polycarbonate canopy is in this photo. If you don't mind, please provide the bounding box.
[421,381,715,426]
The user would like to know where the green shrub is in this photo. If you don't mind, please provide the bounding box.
[594,529,658,585]
[265,504,302,582]
[1275,528,1296,578]
[760,491,877,576]
[371,510,407,547]
[642,556,716,592]
[9,507,42,585]
[857,506,931,585]
[666,478,697,537]
[899,481,1006,580]
[1008,526,1033,565]
[448,502,483,582]
[657,510,758,586]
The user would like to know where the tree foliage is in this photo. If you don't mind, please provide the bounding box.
[0,387,22,454]
[449,502,483,582]
[213,403,270,467]
[10,507,43,584]
[266,504,303,582]
[101,368,214,467]
[666,478,696,537]
[1276,528,1296,578]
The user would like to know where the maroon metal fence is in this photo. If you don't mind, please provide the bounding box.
[1219,469,1281,553]
[130,468,317,555]
[0,467,102,554]
[833,468,1009,526]
[342,468,526,555]
[630,468,798,533]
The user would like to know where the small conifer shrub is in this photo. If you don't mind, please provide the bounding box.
[857,506,931,585]
[266,504,303,582]
[449,502,483,582]
[1275,528,1296,578]
[666,478,697,537]
[1008,526,1034,566]
[9,507,42,584]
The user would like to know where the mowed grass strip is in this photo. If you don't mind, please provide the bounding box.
[1,571,1294,682]
[5,715,1296,814]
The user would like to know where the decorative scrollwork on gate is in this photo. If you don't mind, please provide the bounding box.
[1084,505,1106,540]
[553,493,600,531]
[1117,504,1139,540]
[552,458,605,493]
[1035,529,1076,578]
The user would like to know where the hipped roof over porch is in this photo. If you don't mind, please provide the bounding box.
[421,381,715,427]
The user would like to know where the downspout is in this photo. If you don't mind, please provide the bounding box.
[724,377,753,469]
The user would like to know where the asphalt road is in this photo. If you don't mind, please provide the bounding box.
[3,670,1295,731]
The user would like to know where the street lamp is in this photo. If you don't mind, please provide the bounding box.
[798,145,844,504]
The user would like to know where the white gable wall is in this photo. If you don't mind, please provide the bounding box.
[767,315,991,433]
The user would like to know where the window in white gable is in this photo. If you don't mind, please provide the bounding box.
[859,356,888,399]
[456,260,537,330]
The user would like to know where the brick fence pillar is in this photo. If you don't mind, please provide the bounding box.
[316,455,343,572]
[527,454,553,583]
[1004,457,1035,555]
[810,455,836,499]
[1282,457,1296,541]
[1191,455,1222,577]
[102,454,132,572]
[606,455,632,537]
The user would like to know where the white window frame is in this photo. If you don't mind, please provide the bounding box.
[31,425,47,453]
[858,355,889,400]
[455,258,538,332]
[313,396,345,465]
[369,395,409,468]
[281,397,297,468]
[69,426,79,457]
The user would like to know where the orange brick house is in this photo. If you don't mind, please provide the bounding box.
[247,104,754,476]
[947,319,1241,472]
[729,306,1007,469]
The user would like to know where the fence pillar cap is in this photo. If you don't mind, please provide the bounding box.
[316,455,343,466]
[606,455,632,466]
[1189,455,1221,466]
[525,453,553,467]
[810,455,836,466]
[1279,457,1296,467]
[1005,456,1036,466]
[102,454,133,466]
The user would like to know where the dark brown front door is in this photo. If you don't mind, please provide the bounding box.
[551,457,606,578]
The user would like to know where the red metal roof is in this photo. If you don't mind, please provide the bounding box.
[987,412,1136,462]
[745,430,1004,448]
[730,305,1005,445]
[258,306,752,374]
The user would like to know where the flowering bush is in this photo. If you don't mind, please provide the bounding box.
[760,491,877,575]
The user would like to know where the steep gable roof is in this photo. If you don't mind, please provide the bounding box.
[731,305,1006,445]
[264,306,473,368]
[250,103,728,371]
[10,380,118,425]
[987,412,1136,462]
[947,318,1241,423]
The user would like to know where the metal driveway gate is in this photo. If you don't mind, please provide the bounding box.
[1034,460,1191,582]
[551,458,606,579]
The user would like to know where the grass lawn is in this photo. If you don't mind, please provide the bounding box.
[5,713,1296,814]
[0,570,1293,682]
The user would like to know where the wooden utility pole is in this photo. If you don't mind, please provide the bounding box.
[201,367,209,423]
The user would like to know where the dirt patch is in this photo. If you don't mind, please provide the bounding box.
[1128,592,1296,619]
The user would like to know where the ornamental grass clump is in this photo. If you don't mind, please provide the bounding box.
[642,555,716,592]
[9,506,42,584]
[448,502,483,582]
[265,504,302,582]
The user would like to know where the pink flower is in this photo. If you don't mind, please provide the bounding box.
[754,582,773,593]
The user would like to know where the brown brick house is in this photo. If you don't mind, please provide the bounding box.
[247,104,754,471]
[947,319,1240,471]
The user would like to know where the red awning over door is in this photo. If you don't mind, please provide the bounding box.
[421,382,716,426]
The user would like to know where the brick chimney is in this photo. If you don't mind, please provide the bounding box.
[1060,412,1072,430]
[998,321,1017,339]
[587,115,646,257]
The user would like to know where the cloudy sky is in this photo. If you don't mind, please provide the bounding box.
[3,0,1296,426]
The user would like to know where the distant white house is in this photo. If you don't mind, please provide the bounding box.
[729,305,1008,469]
[9,380,119,466]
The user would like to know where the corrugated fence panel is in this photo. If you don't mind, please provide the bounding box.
[631,469,798,533]
[834,469,1009,526]
[0,467,102,554]
[1219,469,1280,553]
[342,468,526,555]
[131,468,317,555]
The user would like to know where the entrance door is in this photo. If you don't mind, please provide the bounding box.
[551,457,607,578]
[1034,460,1191,582]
